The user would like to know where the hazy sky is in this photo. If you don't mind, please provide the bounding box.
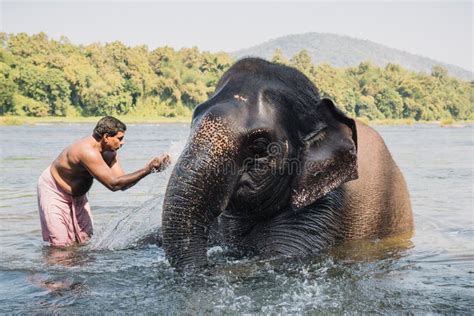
[1,1,472,71]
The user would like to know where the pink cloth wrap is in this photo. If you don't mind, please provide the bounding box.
[37,166,93,246]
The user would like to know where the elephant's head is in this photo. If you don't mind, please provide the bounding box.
[162,58,358,268]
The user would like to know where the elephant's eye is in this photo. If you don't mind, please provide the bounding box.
[248,138,269,158]
[304,127,327,147]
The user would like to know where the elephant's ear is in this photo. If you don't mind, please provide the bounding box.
[291,98,358,210]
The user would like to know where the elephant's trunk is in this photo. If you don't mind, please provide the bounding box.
[162,115,239,268]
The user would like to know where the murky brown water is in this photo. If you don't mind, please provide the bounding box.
[0,123,472,313]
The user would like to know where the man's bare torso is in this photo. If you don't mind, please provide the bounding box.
[51,137,116,196]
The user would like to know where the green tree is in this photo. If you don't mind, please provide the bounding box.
[290,49,313,77]
[431,65,448,79]
[42,68,71,115]
[354,95,384,120]
[13,94,49,117]
[272,48,288,65]
[14,63,71,115]
[0,62,16,114]
[375,88,404,119]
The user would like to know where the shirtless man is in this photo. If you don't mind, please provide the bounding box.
[37,116,170,247]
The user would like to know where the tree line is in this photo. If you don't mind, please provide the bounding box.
[0,32,472,121]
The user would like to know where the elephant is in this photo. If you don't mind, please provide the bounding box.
[162,58,413,268]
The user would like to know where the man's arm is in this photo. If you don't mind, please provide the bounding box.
[109,155,138,191]
[81,150,168,192]
[109,154,125,177]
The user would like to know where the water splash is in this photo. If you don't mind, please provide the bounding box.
[88,140,186,250]
[88,195,164,250]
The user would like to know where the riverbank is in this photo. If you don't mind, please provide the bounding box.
[0,115,192,126]
[357,117,473,127]
[0,115,472,127]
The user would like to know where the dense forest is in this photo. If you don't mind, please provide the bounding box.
[0,33,472,121]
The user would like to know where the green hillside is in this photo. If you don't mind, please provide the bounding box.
[233,32,473,82]
[1,32,472,122]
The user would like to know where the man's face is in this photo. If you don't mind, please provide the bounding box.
[104,131,125,151]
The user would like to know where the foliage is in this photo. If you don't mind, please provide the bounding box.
[0,32,471,122]
[0,61,16,114]
[271,48,288,65]
[12,94,49,117]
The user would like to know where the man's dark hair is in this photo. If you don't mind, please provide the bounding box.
[93,116,127,140]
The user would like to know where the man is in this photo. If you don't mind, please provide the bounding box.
[37,116,170,247]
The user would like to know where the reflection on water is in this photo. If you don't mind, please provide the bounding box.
[41,246,96,267]
[0,123,473,313]
[330,231,415,262]
[28,272,89,297]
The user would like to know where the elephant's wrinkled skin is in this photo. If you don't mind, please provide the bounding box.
[162,58,413,268]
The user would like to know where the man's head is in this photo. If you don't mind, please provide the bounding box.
[93,116,127,151]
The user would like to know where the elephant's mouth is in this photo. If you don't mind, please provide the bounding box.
[229,172,291,220]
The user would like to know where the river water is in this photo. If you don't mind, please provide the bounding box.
[0,123,472,313]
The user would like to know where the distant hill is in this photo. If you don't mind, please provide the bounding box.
[232,33,473,81]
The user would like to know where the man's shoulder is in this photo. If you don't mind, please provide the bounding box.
[71,137,100,160]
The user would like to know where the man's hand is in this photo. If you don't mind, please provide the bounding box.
[148,154,171,173]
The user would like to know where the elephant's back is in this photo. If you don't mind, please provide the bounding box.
[340,121,413,240]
